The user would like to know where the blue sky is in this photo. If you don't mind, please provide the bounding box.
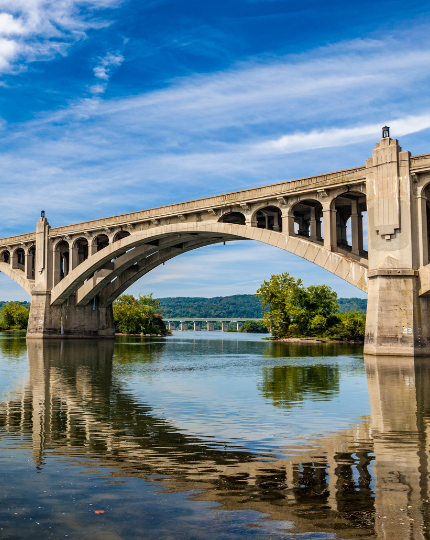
[1,0,430,300]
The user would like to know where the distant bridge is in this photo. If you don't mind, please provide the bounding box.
[164,318,262,331]
[1,132,430,355]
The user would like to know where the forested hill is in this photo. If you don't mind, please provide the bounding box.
[156,295,367,318]
[157,295,262,318]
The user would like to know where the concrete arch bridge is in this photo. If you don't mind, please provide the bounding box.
[2,134,430,355]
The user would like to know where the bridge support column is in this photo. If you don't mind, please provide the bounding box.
[27,291,115,338]
[70,244,79,271]
[281,207,294,237]
[322,203,337,251]
[168,321,176,331]
[350,200,363,256]
[309,207,317,241]
[365,272,430,355]
[221,321,229,332]
[364,136,430,355]
[24,247,33,280]
[207,321,214,331]
[194,322,201,331]
[27,214,115,338]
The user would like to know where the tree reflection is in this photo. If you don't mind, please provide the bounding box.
[0,331,27,360]
[263,340,363,358]
[258,364,340,408]
[113,335,167,364]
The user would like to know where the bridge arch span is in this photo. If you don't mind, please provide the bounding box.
[0,262,33,295]
[50,222,368,308]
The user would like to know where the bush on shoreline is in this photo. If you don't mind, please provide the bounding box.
[113,294,169,336]
[0,302,29,331]
[256,273,365,341]
[239,320,268,333]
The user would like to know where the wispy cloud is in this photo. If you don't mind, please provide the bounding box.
[0,0,123,73]
[259,113,430,154]
[1,34,430,235]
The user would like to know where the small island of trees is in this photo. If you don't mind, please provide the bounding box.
[113,294,169,336]
[256,272,365,341]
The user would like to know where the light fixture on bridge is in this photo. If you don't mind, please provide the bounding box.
[41,210,45,218]
[382,125,390,138]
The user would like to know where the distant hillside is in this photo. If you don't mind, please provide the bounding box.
[157,295,262,318]
[338,297,367,313]
[157,295,367,318]
[0,301,30,310]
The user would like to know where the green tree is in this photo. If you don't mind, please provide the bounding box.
[0,302,29,330]
[326,310,366,341]
[138,293,163,313]
[239,320,268,333]
[113,294,168,335]
[256,273,340,338]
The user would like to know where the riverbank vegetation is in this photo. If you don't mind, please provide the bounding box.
[0,302,29,331]
[239,320,268,333]
[113,294,169,335]
[256,273,365,341]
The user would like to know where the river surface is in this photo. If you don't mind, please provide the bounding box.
[0,331,428,539]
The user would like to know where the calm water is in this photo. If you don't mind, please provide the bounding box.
[0,332,428,539]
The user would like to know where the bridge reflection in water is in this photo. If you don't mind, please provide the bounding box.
[0,339,429,538]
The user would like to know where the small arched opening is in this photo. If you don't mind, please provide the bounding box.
[28,246,35,280]
[95,234,109,252]
[12,248,25,271]
[55,240,70,282]
[113,230,131,243]
[333,194,366,256]
[256,206,282,231]
[292,200,323,242]
[74,238,89,267]
[1,250,10,264]
[424,184,430,263]
[218,212,246,225]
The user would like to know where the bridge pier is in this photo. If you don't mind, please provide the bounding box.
[27,291,115,338]
[364,136,430,355]
[26,215,115,338]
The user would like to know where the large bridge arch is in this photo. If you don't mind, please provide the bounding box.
[49,222,368,308]
[0,262,34,295]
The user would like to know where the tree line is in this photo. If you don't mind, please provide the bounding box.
[0,280,366,340]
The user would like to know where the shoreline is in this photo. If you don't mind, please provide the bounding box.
[115,332,172,337]
[274,337,363,344]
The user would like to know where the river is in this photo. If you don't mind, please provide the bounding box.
[0,331,426,539]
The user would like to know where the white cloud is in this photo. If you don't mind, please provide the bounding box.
[260,113,430,154]
[90,51,124,94]
[94,51,124,80]
[0,0,122,73]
